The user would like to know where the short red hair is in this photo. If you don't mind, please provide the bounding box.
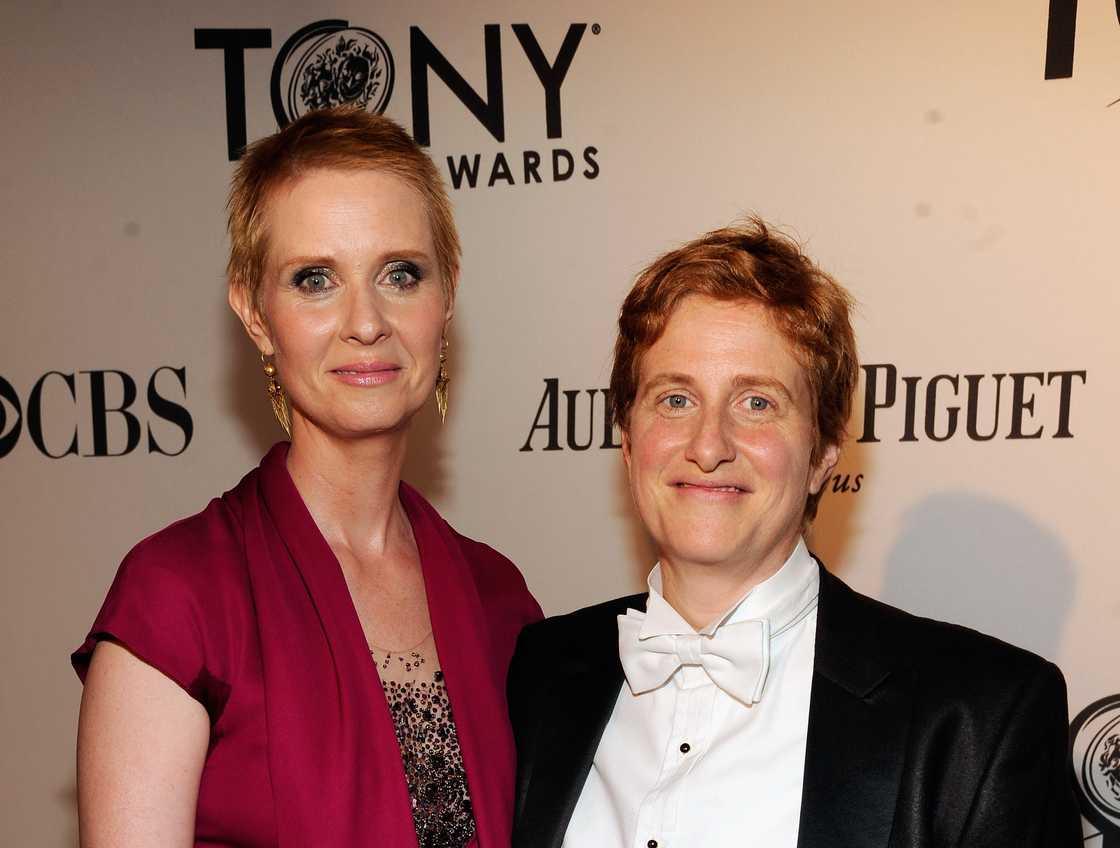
[227,106,460,306]
[610,218,858,523]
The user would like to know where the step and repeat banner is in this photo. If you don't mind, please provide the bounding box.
[2,0,1117,843]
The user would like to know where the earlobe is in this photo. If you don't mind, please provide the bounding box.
[621,430,632,472]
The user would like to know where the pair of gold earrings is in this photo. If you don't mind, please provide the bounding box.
[260,339,450,436]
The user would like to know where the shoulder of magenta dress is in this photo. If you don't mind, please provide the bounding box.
[72,442,543,848]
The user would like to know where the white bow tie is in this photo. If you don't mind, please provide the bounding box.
[617,613,771,705]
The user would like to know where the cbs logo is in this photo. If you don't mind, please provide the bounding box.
[0,367,192,459]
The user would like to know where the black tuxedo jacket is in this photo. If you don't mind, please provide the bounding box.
[507,562,1081,847]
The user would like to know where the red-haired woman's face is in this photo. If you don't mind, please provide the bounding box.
[232,168,450,440]
[622,296,837,577]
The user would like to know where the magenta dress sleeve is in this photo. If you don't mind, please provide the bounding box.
[70,485,281,846]
[72,514,233,717]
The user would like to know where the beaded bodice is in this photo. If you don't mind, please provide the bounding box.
[371,633,477,848]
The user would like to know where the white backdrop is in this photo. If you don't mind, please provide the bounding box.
[2,1,1117,843]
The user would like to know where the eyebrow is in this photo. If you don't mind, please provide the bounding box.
[731,374,794,401]
[275,249,434,274]
[643,372,795,401]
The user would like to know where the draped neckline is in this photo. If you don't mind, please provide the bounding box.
[240,442,509,847]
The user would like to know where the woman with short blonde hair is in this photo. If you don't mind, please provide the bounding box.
[74,106,540,848]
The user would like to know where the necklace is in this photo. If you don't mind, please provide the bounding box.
[367,629,433,673]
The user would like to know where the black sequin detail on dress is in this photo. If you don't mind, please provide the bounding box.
[383,672,477,848]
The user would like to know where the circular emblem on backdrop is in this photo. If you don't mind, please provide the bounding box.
[270,20,395,128]
[0,376,22,458]
[1071,693,1120,845]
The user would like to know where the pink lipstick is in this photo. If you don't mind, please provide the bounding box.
[330,362,401,386]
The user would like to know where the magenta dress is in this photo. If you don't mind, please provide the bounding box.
[72,443,542,847]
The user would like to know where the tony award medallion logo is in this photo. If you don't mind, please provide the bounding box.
[271,19,394,127]
[1071,694,1120,845]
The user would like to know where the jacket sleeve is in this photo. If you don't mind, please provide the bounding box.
[957,660,1083,847]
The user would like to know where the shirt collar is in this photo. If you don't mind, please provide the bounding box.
[640,538,818,640]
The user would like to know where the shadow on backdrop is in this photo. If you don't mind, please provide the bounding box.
[223,312,452,502]
[880,491,1075,663]
[59,781,77,847]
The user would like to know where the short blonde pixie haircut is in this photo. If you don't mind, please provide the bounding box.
[610,218,858,523]
[227,106,461,305]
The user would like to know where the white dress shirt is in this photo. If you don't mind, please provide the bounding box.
[563,539,819,848]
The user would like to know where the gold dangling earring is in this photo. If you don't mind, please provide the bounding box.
[261,354,292,438]
[435,337,449,423]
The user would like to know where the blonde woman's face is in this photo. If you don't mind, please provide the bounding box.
[235,168,451,440]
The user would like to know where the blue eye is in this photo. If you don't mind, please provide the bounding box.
[664,394,690,409]
[385,261,421,289]
[746,396,771,411]
[292,268,332,293]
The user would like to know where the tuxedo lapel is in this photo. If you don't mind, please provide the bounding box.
[516,595,645,848]
[797,564,913,848]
